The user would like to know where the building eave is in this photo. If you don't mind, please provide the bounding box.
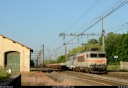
[0,34,33,53]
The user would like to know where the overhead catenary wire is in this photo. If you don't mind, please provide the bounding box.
[64,0,102,33]
[33,0,103,61]
[103,22,128,34]
[54,0,128,52]
[45,0,102,50]
[112,22,128,33]
[50,0,128,61]
[34,0,128,63]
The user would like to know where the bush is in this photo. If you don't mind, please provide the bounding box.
[107,65,120,71]
[0,69,10,82]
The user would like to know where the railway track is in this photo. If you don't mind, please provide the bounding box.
[61,71,128,86]
[31,68,128,86]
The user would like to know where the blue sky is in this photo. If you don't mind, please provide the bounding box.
[0,0,128,60]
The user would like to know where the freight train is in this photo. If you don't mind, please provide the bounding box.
[46,50,107,74]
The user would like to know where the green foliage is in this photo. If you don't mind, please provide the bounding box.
[69,38,101,55]
[107,65,120,70]
[69,46,85,55]
[98,36,102,46]
[115,33,128,62]
[30,60,35,67]
[57,32,128,65]
[57,55,65,63]
[105,32,128,64]
[85,43,101,51]
[0,69,10,82]
[105,32,121,64]
[88,39,98,44]
[44,59,57,64]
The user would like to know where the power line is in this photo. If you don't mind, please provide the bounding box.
[69,0,128,43]
[37,0,128,61]
[43,0,102,54]
[59,32,101,45]
[56,0,128,51]
[104,22,128,34]
[113,22,128,33]
[64,0,102,33]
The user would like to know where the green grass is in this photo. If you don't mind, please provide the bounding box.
[107,65,120,71]
[107,65,128,72]
[0,69,11,82]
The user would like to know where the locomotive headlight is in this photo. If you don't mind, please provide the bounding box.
[102,63,106,65]
[91,63,93,65]
[102,63,105,65]
[91,63,95,66]
[104,63,107,65]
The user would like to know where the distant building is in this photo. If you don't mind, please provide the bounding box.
[0,34,33,72]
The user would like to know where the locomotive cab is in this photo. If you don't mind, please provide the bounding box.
[88,52,107,73]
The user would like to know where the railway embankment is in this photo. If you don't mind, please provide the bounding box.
[22,68,128,86]
[21,71,86,86]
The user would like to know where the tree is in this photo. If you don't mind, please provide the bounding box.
[88,39,98,44]
[69,38,101,55]
[116,33,128,62]
[65,32,128,65]
[57,55,65,63]
[85,43,101,51]
[104,32,121,64]
[30,59,35,67]
[86,38,101,51]
[44,59,56,64]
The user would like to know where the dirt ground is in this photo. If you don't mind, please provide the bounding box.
[21,71,86,86]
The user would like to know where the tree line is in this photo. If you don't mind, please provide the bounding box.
[69,32,128,65]
[105,32,128,64]
[40,32,128,65]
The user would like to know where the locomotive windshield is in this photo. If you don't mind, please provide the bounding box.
[98,54,106,57]
[90,54,97,57]
[90,53,106,58]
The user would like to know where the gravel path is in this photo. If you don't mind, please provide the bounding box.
[21,72,85,86]
[46,71,87,86]
[30,68,128,86]
[63,71,128,85]
[46,71,127,86]
[86,73,128,84]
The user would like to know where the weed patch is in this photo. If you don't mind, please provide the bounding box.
[0,69,10,82]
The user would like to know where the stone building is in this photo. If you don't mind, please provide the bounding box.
[0,34,33,72]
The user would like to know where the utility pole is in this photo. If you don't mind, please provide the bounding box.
[42,44,44,67]
[65,45,67,61]
[38,52,41,67]
[102,16,105,51]
[37,55,38,68]
[59,33,100,59]
[55,50,58,63]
